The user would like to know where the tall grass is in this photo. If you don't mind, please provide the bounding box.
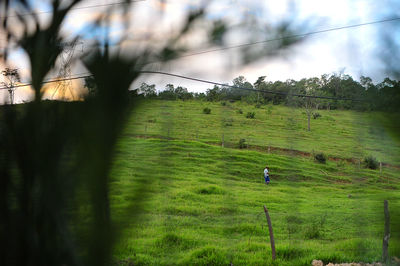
[111,138,400,265]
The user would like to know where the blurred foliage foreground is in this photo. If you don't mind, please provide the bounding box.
[0,0,304,264]
[0,1,178,264]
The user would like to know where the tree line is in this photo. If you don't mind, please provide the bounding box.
[129,73,400,112]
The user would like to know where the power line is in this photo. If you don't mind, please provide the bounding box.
[0,75,92,90]
[162,16,400,60]
[70,16,400,58]
[0,0,146,20]
[20,15,399,60]
[0,71,363,101]
[1,8,398,57]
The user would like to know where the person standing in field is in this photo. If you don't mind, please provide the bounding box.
[264,166,270,184]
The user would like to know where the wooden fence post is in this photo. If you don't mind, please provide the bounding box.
[383,200,390,262]
[263,205,276,260]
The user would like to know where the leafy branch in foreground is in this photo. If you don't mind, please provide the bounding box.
[0,1,305,265]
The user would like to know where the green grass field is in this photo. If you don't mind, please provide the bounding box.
[109,100,400,265]
[127,100,400,165]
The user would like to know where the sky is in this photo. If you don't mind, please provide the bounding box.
[0,0,399,102]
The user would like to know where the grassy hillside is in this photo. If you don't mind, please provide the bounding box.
[127,100,400,165]
[107,100,400,265]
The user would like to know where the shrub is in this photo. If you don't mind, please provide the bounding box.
[276,246,309,260]
[237,109,243,114]
[156,233,196,250]
[286,215,303,236]
[246,112,255,119]
[304,214,327,239]
[313,112,321,119]
[266,106,272,114]
[223,118,233,127]
[336,160,345,168]
[203,107,211,114]
[221,101,226,106]
[185,246,228,266]
[304,224,322,239]
[255,103,261,108]
[364,155,378,169]
[314,153,326,163]
[197,185,225,195]
[239,139,247,149]
[156,233,182,248]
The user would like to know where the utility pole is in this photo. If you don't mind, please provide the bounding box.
[263,205,276,260]
[1,68,20,104]
[51,41,83,100]
[383,200,390,263]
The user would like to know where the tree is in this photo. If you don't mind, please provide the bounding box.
[193,92,206,100]
[1,68,21,104]
[230,76,253,101]
[84,76,97,96]
[303,78,324,131]
[139,82,156,98]
[174,86,193,100]
[376,77,400,111]
[159,83,176,100]
[304,96,316,131]
[165,83,174,91]
[269,80,288,104]
[254,76,266,104]
[206,85,222,101]
[286,77,321,131]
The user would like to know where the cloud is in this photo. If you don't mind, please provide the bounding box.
[0,0,396,102]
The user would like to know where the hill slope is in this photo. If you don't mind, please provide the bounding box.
[127,100,400,165]
[109,100,400,265]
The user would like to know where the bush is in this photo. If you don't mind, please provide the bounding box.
[221,101,226,106]
[197,185,225,195]
[304,214,327,239]
[246,112,255,119]
[364,155,378,169]
[314,153,326,163]
[223,118,233,127]
[266,106,272,114]
[255,103,261,108]
[185,246,228,266]
[239,139,247,149]
[237,109,243,114]
[203,107,211,114]
[286,215,303,236]
[276,246,309,260]
[313,112,321,119]
[156,233,196,250]
[156,233,182,248]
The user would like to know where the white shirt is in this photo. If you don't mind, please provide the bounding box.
[264,168,269,175]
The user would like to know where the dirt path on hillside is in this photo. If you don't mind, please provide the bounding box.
[128,134,400,170]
